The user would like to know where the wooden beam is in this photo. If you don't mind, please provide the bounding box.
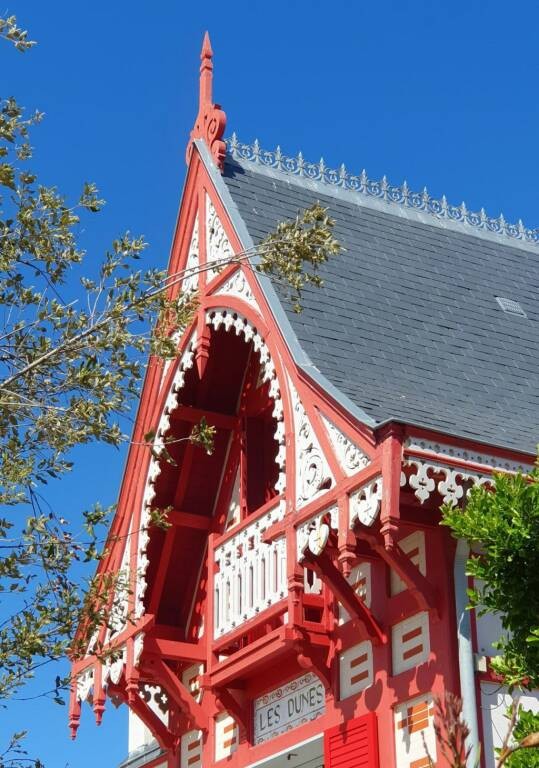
[167,510,212,530]
[151,657,209,732]
[171,404,239,431]
[303,548,386,645]
[363,532,439,617]
[145,637,206,662]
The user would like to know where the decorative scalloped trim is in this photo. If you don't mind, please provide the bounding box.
[227,135,539,249]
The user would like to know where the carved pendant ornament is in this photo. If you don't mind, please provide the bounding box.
[349,477,383,528]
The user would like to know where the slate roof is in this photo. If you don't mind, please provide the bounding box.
[220,151,539,456]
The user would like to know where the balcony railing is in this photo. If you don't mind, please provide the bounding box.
[213,500,286,639]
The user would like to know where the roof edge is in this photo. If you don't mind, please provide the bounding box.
[226,135,539,255]
[194,139,378,430]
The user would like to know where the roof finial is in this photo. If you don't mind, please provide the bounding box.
[199,32,213,109]
[186,31,226,171]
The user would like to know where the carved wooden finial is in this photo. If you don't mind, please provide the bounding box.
[187,31,227,171]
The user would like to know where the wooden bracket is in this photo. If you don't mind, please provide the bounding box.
[363,532,439,617]
[210,685,249,733]
[293,634,332,691]
[129,688,177,752]
[302,548,386,645]
[149,656,209,732]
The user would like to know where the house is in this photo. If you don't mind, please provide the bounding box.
[69,33,539,768]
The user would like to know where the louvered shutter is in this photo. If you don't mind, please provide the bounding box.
[324,712,379,768]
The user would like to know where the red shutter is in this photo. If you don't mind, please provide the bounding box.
[324,712,379,768]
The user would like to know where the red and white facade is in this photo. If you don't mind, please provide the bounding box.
[69,35,539,768]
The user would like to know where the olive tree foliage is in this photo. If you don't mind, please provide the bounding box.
[0,12,341,721]
[441,459,539,766]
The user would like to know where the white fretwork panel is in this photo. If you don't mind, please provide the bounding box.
[339,640,373,700]
[320,415,370,475]
[214,268,258,310]
[480,683,539,768]
[391,531,426,596]
[213,502,286,638]
[206,196,233,280]
[339,562,372,624]
[181,729,203,768]
[215,712,239,762]
[182,215,199,292]
[402,458,491,505]
[392,611,430,676]
[349,477,382,528]
[182,663,204,704]
[289,378,334,508]
[394,694,436,768]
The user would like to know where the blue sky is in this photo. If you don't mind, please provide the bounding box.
[2,1,539,765]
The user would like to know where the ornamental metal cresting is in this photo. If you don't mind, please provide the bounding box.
[253,673,325,745]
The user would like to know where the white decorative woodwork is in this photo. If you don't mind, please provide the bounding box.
[391,531,426,596]
[339,562,372,624]
[296,506,338,562]
[213,501,286,638]
[214,268,258,310]
[206,196,233,280]
[76,668,94,702]
[102,645,127,687]
[139,683,169,720]
[136,306,289,629]
[405,438,533,474]
[288,379,334,507]
[402,458,491,505]
[181,730,203,768]
[214,712,239,761]
[228,135,539,250]
[135,332,197,619]
[182,215,199,293]
[392,611,430,676]
[349,477,383,528]
[205,308,286,494]
[321,415,370,475]
[339,640,373,700]
[107,521,132,639]
[133,632,145,668]
[394,694,436,768]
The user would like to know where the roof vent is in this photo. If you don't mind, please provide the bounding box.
[495,296,527,318]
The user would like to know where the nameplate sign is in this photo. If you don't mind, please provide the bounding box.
[253,672,325,745]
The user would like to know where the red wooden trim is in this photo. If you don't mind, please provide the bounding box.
[144,637,206,662]
[148,656,209,732]
[262,459,383,544]
[303,548,386,645]
[212,494,284,548]
[167,510,212,531]
[211,599,288,652]
[362,532,438,617]
[171,404,239,431]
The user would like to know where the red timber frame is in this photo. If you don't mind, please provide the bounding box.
[69,33,537,768]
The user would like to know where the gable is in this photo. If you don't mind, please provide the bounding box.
[220,150,539,456]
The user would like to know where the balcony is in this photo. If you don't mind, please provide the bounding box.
[212,498,287,641]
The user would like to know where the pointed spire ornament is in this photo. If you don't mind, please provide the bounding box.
[186,32,227,171]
